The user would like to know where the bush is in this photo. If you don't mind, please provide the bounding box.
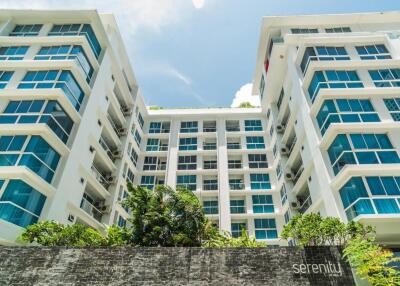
[203,229,266,248]
[343,237,400,286]
[281,213,374,246]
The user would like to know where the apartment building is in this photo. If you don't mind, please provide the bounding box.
[0,10,399,247]
[253,12,400,245]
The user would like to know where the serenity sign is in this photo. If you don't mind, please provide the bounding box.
[292,261,343,276]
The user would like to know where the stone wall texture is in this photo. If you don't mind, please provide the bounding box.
[0,246,356,286]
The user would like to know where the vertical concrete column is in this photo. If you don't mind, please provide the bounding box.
[165,120,180,187]
[217,118,231,232]
[287,47,342,218]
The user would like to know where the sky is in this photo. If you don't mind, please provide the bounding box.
[1,0,400,108]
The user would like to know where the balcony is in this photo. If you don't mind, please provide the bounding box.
[90,165,111,190]
[203,143,217,150]
[98,136,118,162]
[345,196,400,221]
[229,182,245,190]
[80,196,103,222]
[203,182,218,191]
[228,160,242,169]
[227,142,241,150]
[204,161,217,169]
[298,195,312,214]
[107,114,126,138]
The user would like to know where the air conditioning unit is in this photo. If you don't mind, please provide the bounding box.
[99,205,112,214]
[105,175,117,184]
[276,124,285,133]
[281,146,289,155]
[121,106,132,116]
[117,128,128,136]
[290,201,301,209]
[112,150,123,159]
[285,172,295,181]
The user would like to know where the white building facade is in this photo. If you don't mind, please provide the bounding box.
[0,10,399,248]
[253,12,400,246]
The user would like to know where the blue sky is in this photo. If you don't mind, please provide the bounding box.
[1,0,400,108]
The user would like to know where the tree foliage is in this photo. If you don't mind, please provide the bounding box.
[343,237,400,286]
[203,229,266,248]
[280,213,374,246]
[238,101,255,108]
[122,184,212,246]
[19,221,130,246]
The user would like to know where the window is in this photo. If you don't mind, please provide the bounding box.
[229,178,244,190]
[0,100,74,143]
[0,179,46,227]
[250,174,271,190]
[369,69,400,87]
[143,157,158,171]
[126,169,134,184]
[203,140,216,150]
[0,46,29,60]
[276,162,282,179]
[203,121,216,132]
[203,159,217,169]
[227,138,241,149]
[35,45,93,82]
[291,28,318,34]
[260,75,265,98]
[356,45,391,60]
[328,133,400,175]
[146,139,159,151]
[10,24,42,36]
[178,155,197,170]
[228,159,242,169]
[226,120,240,132]
[340,176,400,221]
[244,120,263,131]
[18,70,85,111]
[273,143,277,158]
[325,27,351,33]
[230,200,245,214]
[266,109,271,120]
[179,137,197,151]
[254,218,277,239]
[246,136,265,149]
[117,216,126,228]
[177,175,196,191]
[137,112,144,129]
[49,24,101,59]
[276,88,285,110]
[203,200,218,214]
[280,184,287,206]
[252,195,274,213]
[0,71,13,89]
[300,46,349,74]
[316,99,379,135]
[141,176,155,190]
[149,122,170,133]
[180,121,198,133]
[308,70,363,103]
[248,154,268,168]
[231,223,246,238]
[129,147,138,166]
[0,135,60,183]
[269,126,274,137]
[134,130,141,147]
[284,210,291,224]
[203,178,218,190]
[383,98,400,121]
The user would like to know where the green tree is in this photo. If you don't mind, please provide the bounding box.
[343,237,400,286]
[123,184,212,246]
[203,229,266,248]
[281,213,374,246]
[20,221,131,246]
[238,101,255,108]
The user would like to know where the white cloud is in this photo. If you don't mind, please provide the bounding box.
[192,0,205,9]
[231,83,260,107]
